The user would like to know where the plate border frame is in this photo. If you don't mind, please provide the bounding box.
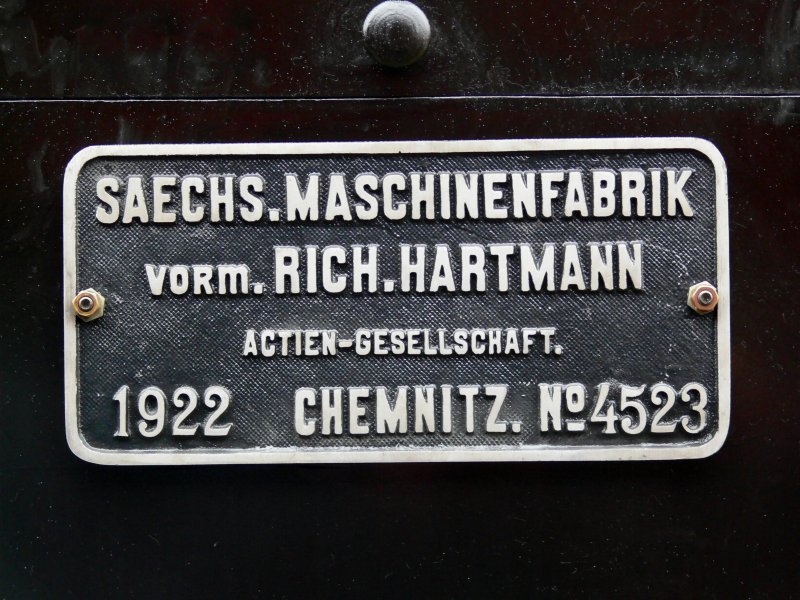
[63,137,730,465]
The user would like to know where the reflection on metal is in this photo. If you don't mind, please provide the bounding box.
[363,1,431,68]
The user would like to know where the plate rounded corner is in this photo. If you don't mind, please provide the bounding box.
[65,427,117,465]
[687,424,730,460]
[682,137,727,176]
[64,145,108,182]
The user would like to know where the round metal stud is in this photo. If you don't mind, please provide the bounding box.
[72,288,106,322]
[687,282,719,315]
[363,1,431,68]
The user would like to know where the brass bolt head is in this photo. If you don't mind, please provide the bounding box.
[687,281,719,315]
[72,288,105,321]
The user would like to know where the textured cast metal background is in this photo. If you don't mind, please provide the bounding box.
[73,148,719,452]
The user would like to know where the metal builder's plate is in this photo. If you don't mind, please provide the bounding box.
[63,139,729,464]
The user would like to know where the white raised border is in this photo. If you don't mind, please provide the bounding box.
[63,138,730,465]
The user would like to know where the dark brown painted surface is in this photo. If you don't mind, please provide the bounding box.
[1,0,799,597]
[0,0,799,97]
[0,97,798,598]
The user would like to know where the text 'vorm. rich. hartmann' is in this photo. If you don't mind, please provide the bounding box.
[144,241,643,296]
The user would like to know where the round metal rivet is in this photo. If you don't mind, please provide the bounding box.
[363,1,431,68]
